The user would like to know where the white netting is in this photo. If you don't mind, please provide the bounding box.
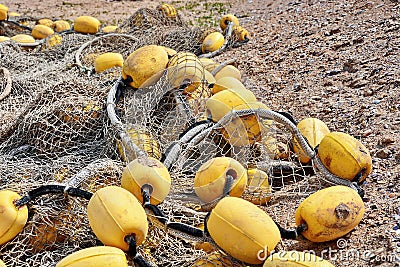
[0,5,345,267]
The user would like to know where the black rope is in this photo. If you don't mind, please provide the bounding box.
[14,185,92,207]
[65,187,93,200]
[115,78,125,105]
[125,234,137,258]
[167,222,204,238]
[276,110,298,125]
[4,19,32,31]
[134,254,154,267]
[144,204,168,224]
[126,234,155,266]
[203,212,211,237]
[160,141,177,164]
[14,185,64,207]
[353,183,365,198]
[239,37,250,44]
[122,76,134,89]
[144,203,205,238]
[141,184,153,206]
[352,169,364,184]
[58,29,75,35]
[275,221,307,240]
[177,119,213,140]
[232,37,250,48]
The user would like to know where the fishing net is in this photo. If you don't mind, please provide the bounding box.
[0,5,351,267]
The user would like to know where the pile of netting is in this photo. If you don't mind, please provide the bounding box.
[0,5,357,267]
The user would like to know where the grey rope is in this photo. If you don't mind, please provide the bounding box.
[107,77,147,159]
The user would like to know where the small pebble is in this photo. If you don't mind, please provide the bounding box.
[375,148,391,159]
[381,137,395,144]
[326,69,341,76]
[362,129,373,137]
[364,90,373,96]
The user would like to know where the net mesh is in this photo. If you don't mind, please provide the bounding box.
[1,6,330,267]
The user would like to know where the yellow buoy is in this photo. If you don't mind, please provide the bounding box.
[167,62,215,93]
[52,20,71,32]
[211,76,247,95]
[194,157,247,204]
[0,36,10,42]
[167,52,200,67]
[232,25,250,41]
[199,57,215,67]
[214,65,241,81]
[32,25,54,39]
[202,32,224,53]
[0,190,28,245]
[204,63,220,73]
[157,3,177,18]
[317,132,372,182]
[191,251,239,267]
[87,186,148,251]
[0,4,8,21]
[292,118,330,164]
[11,34,35,44]
[56,246,128,267]
[121,157,171,205]
[206,91,268,146]
[43,34,63,49]
[160,46,177,57]
[220,101,269,146]
[37,18,53,27]
[211,77,256,104]
[262,136,290,160]
[243,168,272,205]
[94,52,124,73]
[207,197,281,264]
[295,185,365,242]
[206,89,255,122]
[102,25,118,33]
[122,45,169,88]
[219,14,239,31]
[117,127,161,162]
[74,16,101,34]
[8,12,20,17]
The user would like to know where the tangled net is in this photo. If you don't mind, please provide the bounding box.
[0,6,355,267]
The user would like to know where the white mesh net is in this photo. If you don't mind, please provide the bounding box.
[0,5,352,267]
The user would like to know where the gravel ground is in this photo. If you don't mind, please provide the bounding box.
[2,0,399,266]
[227,2,400,266]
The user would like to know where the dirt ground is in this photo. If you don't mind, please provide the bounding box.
[1,0,399,266]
